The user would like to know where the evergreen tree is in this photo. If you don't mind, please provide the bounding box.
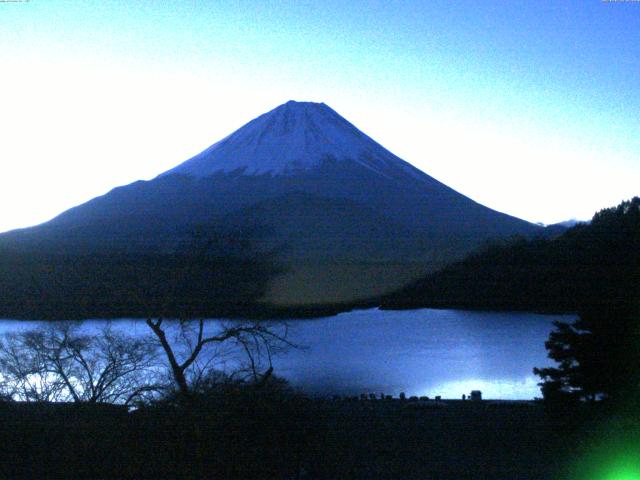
[534,198,640,403]
[534,303,639,402]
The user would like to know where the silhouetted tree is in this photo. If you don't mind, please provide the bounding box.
[145,318,294,398]
[141,230,295,398]
[534,304,640,402]
[0,322,162,405]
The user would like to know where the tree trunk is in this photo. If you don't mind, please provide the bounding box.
[145,318,190,397]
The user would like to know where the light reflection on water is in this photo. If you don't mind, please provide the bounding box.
[0,308,575,400]
[427,377,542,400]
[270,308,574,400]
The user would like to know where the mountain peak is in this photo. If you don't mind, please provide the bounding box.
[161,101,419,179]
[282,99,326,107]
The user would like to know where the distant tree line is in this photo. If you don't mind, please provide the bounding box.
[0,225,284,320]
[382,197,640,314]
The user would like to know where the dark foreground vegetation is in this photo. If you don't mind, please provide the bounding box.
[2,388,633,479]
[0,314,634,479]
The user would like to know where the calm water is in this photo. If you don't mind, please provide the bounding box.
[0,308,575,400]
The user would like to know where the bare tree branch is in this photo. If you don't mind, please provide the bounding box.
[0,322,163,405]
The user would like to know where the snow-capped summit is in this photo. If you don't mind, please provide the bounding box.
[162,100,420,179]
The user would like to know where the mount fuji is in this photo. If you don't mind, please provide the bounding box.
[162,100,425,179]
[0,101,541,309]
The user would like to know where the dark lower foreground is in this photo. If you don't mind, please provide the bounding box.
[0,394,634,480]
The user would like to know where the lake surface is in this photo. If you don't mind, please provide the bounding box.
[0,308,575,400]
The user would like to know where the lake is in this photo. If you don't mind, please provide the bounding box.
[0,308,575,400]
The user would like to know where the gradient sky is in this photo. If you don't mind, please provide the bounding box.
[1,0,638,232]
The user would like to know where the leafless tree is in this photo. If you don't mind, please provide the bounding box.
[145,317,295,397]
[0,322,163,405]
[0,328,68,402]
[138,230,297,398]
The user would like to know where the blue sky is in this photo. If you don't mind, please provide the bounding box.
[1,0,638,232]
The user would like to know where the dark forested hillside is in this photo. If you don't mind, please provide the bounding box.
[382,197,640,313]
[0,237,283,320]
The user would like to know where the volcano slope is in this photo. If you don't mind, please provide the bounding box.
[0,101,541,315]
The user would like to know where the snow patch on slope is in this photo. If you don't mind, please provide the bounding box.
[161,101,424,181]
